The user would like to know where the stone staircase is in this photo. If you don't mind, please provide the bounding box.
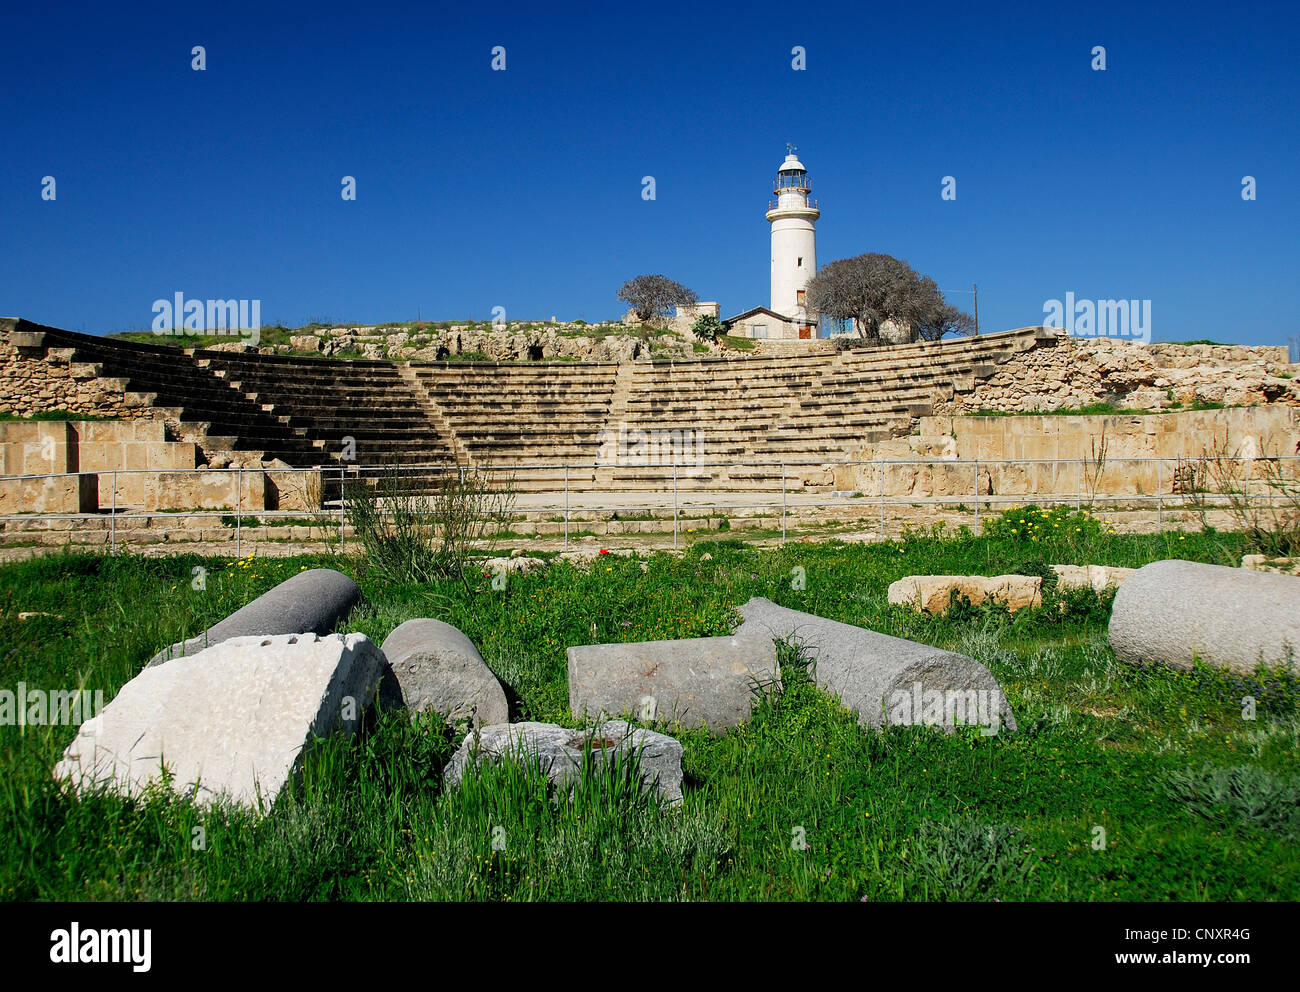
[396,363,471,466]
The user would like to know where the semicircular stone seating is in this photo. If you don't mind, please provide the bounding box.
[5,320,1048,492]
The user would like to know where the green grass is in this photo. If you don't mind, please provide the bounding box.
[720,334,756,351]
[0,411,122,422]
[2,510,1298,901]
[967,401,1228,417]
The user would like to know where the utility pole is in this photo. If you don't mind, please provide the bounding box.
[973,283,979,336]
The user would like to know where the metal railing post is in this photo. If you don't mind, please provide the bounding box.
[563,464,569,551]
[673,463,679,550]
[878,459,885,538]
[236,466,242,559]
[781,462,787,545]
[339,466,346,553]
[1157,459,1163,532]
[1076,458,1083,511]
[110,470,117,553]
[973,459,980,535]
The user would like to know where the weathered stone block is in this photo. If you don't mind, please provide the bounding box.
[1051,564,1133,592]
[55,633,384,810]
[888,574,1042,614]
[0,472,97,514]
[1241,555,1300,576]
[568,635,778,733]
[445,720,684,803]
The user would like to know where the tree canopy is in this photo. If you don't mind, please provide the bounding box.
[616,275,698,325]
[803,253,973,344]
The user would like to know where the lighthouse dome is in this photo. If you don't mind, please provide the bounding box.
[778,154,806,173]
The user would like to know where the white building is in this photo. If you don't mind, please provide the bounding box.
[724,148,820,341]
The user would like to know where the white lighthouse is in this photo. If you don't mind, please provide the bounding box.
[766,145,819,331]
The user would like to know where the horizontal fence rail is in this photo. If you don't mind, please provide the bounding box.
[2,455,1297,555]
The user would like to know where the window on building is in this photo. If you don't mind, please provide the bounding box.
[751,323,768,339]
[797,290,805,306]
[797,257,803,267]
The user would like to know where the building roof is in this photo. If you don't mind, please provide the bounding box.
[778,153,807,173]
[723,306,793,324]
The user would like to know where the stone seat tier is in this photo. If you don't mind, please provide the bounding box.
[279,410,431,426]
[427,390,616,404]
[277,406,435,421]
[288,427,447,443]
[435,399,611,413]
[226,381,414,400]
[424,370,617,380]
[623,402,791,418]
[462,440,603,454]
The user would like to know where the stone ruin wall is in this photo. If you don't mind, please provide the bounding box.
[0,419,317,514]
[0,337,147,420]
[937,337,1299,415]
[288,322,697,363]
[826,405,1300,499]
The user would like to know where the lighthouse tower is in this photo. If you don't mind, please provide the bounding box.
[766,146,820,331]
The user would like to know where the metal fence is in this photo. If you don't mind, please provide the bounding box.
[2,454,1298,556]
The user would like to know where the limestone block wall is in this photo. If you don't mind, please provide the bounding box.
[139,470,267,512]
[265,469,324,511]
[0,421,78,475]
[750,338,838,357]
[830,407,1300,500]
[0,334,142,420]
[939,337,1300,414]
[926,406,1298,462]
[72,420,199,506]
[0,419,288,512]
[0,422,99,513]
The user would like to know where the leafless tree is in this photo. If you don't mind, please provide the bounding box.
[804,253,973,344]
[916,301,977,342]
[616,275,698,326]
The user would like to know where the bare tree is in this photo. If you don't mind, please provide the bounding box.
[804,253,972,344]
[616,275,698,326]
[916,301,977,342]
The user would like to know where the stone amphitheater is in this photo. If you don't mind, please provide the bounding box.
[2,316,1298,555]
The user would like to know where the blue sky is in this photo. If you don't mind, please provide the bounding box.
[2,0,1296,344]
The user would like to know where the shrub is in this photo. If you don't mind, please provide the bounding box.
[1182,431,1300,556]
[1163,764,1300,838]
[690,314,725,342]
[343,461,515,586]
[909,819,1041,900]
